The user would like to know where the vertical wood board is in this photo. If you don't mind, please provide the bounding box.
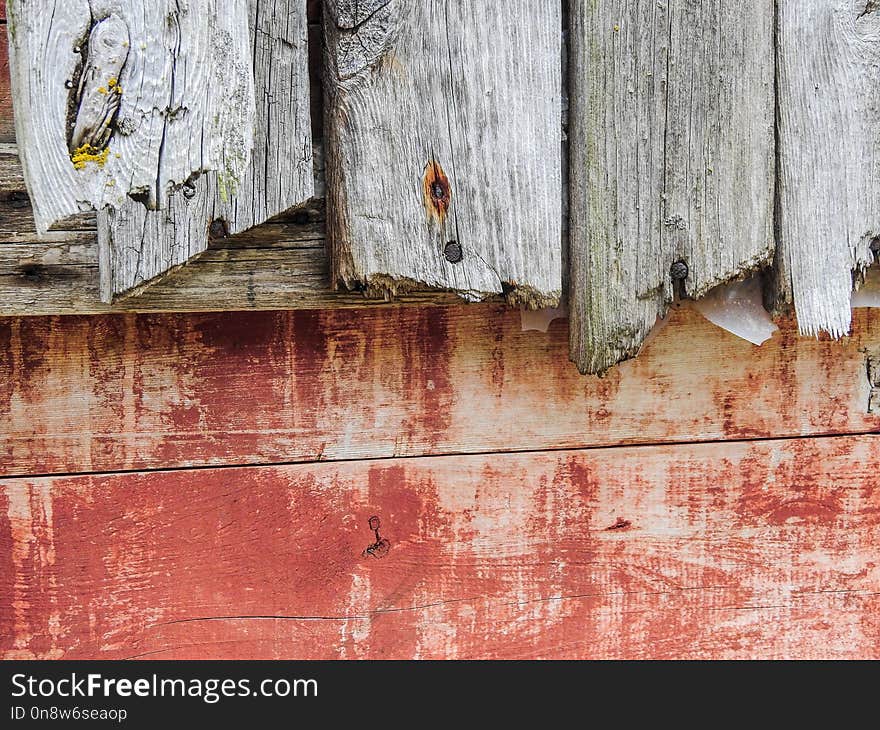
[568,1,775,373]
[775,0,880,337]
[6,0,255,234]
[97,0,314,301]
[324,0,562,306]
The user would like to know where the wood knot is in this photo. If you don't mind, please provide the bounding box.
[423,159,451,223]
[209,219,229,239]
[605,517,632,531]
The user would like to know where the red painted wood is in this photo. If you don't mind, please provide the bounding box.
[2,435,878,659]
[2,305,879,476]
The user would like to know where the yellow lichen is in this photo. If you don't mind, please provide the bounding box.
[108,78,117,88]
[70,144,110,170]
[98,86,108,95]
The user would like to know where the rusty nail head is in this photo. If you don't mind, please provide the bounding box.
[444,241,463,263]
[670,260,689,280]
[209,219,229,238]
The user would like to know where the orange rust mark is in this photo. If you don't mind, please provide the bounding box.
[423,159,451,223]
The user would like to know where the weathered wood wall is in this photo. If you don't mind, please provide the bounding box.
[2,2,880,661]
[568,1,775,374]
[1,304,879,658]
[323,0,562,306]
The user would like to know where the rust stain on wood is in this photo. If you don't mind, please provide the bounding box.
[422,158,451,223]
[1,306,880,477]
[1,435,878,660]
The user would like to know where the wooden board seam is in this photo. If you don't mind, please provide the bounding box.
[4,429,877,482]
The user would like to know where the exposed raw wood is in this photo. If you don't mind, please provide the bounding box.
[2,302,879,477]
[568,1,775,374]
[0,17,11,144]
[2,435,878,659]
[323,0,562,306]
[775,1,880,338]
[97,182,215,301]
[98,0,313,302]
[6,0,254,234]
[0,150,463,313]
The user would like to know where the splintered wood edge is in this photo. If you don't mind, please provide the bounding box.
[0,150,483,315]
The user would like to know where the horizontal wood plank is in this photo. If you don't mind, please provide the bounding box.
[2,434,878,659]
[2,304,879,476]
[0,152,466,314]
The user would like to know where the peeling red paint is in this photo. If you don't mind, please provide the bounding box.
[2,306,879,477]
[2,436,877,659]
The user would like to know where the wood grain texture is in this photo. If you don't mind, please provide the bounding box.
[324,0,562,306]
[568,1,775,374]
[0,150,464,314]
[2,434,878,659]
[6,0,255,234]
[2,302,879,477]
[0,21,11,144]
[775,1,880,338]
[98,0,313,302]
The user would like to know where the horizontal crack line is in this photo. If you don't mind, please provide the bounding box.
[1,429,878,482]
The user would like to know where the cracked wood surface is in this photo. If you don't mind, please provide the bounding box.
[5,0,254,235]
[98,0,313,302]
[0,150,466,313]
[568,1,775,374]
[774,1,880,338]
[323,0,562,307]
[2,434,879,659]
[2,303,879,477]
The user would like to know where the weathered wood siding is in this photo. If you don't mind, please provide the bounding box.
[775,0,880,338]
[323,0,562,306]
[1,301,879,658]
[2,2,880,662]
[6,1,255,233]
[3,435,879,659]
[568,1,775,374]
[98,0,313,302]
[1,305,878,477]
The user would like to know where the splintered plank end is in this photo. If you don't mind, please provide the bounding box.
[567,1,775,374]
[323,0,563,309]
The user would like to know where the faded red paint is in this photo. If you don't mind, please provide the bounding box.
[1,435,878,659]
[2,306,879,477]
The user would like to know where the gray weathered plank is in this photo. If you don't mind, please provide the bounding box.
[98,0,313,302]
[6,0,254,234]
[774,0,880,338]
[568,0,775,374]
[0,147,464,314]
[323,0,562,307]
